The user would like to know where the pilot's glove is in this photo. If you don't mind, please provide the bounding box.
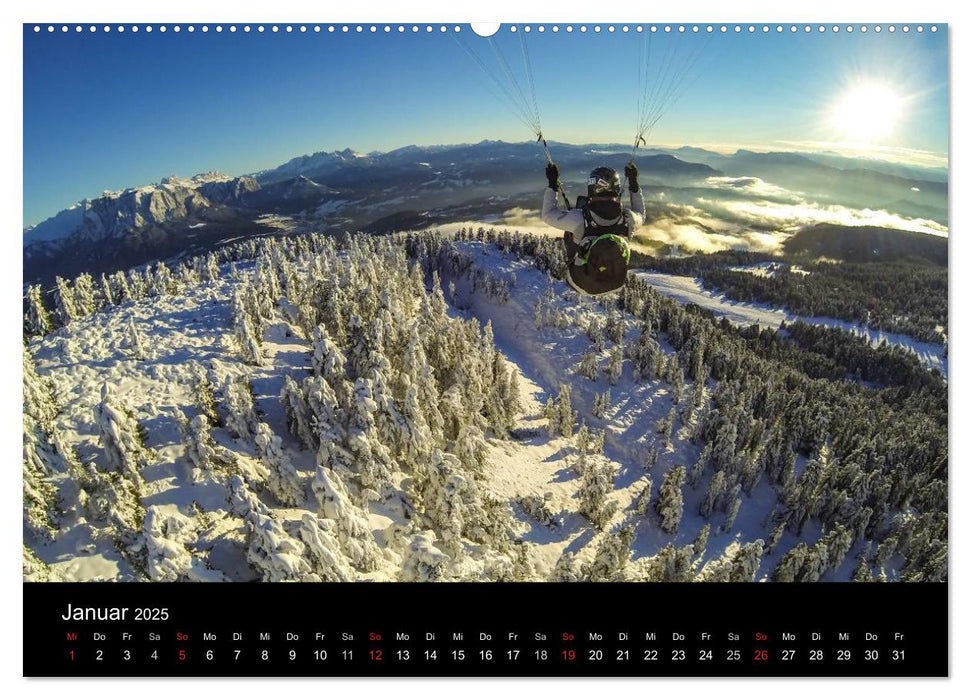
[625,162,639,192]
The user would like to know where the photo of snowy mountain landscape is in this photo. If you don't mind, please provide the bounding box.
[23,24,947,584]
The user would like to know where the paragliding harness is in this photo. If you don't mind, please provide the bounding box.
[565,204,632,297]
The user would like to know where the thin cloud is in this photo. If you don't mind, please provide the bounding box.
[699,197,949,237]
[703,176,804,202]
[428,177,947,257]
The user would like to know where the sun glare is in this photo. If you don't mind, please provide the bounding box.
[830,83,903,145]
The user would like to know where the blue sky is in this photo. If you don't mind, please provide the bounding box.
[23,24,947,226]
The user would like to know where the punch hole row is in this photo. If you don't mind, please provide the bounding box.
[31,24,940,35]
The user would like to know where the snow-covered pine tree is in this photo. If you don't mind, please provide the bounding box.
[592,389,611,419]
[95,384,149,486]
[238,314,265,367]
[311,388,355,480]
[585,525,635,581]
[657,406,677,448]
[692,524,711,560]
[72,273,97,317]
[54,276,79,326]
[453,422,488,477]
[739,451,764,494]
[23,346,57,429]
[176,261,198,287]
[579,459,617,529]
[573,423,591,476]
[640,543,697,582]
[255,258,281,314]
[766,521,786,554]
[698,540,764,582]
[23,417,61,541]
[819,523,853,571]
[23,545,55,582]
[159,262,180,295]
[723,496,742,532]
[254,422,304,507]
[772,540,828,582]
[222,374,259,440]
[501,362,522,424]
[127,269,147,299]
[201,252,220,283]
[143,507,226,582]
[605,308,626,344]
[294,513,354,582]
[310,324,347,382]
[79,461,147,574]
[25,285,54,336]
[399,531,449,582]
[451,320,489,422]
[700,469,726,518]
[98,273,115,309]
[401,322,444,443]
[586,316,605,349]
[851,543,874,582]
[310,466,381,571]
[605,344,624,385]
[302,375,343,451]
[632,477,653,516]
[346,378,395,496]
[483,349,513,436]
[688,443,711,488]
[346,313,373,381]
[671,366,685,404]
[229,476,312,582]
[509,541,535,581]
[578,351,599,380]
[127,315,147,360]
[280,375,315,449]
[438,384,468,444]
[590,429,605,455]
[111,270,132,303]
[175,409,236,482]
[316,283,348,345]
[550,550,584,582]
[547,384,577,438]
[368,356,408,458]
[414,449,469,557]
[655,465,685,534]
[399,379,433,466]
[630,327,661,380]
[542,396,555,430]
[231,289,265,366]
[645,443,659,472]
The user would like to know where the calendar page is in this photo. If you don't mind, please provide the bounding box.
[22,18,948,678]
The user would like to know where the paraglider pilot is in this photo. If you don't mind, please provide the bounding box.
[542,162,645,296]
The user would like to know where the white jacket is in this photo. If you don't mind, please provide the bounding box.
[541,187,646,237]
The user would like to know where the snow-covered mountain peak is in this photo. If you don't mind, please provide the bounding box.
[23,173,259,249]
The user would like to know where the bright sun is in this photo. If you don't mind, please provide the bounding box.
[830,84,903,145]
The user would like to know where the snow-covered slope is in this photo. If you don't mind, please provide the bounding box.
[23,230,946,584]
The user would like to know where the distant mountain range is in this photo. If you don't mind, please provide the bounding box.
[23,140,949,286]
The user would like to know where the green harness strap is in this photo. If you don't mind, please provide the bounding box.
[576,233,632,270]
